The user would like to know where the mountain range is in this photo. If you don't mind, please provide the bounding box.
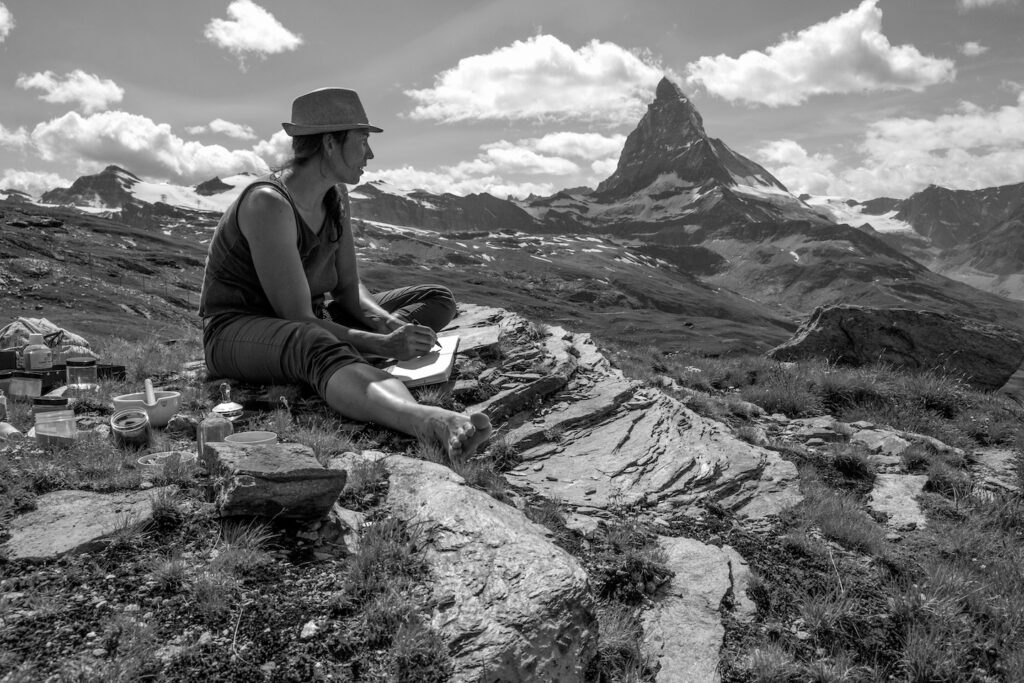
[3,76,1023,350]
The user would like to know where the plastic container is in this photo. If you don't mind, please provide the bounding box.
[35,409,77,448]
[110,408,151,449]
[23,333,53,371]
[0,421,23,440]
[197,411,233,463]
[66,357,99,392]
[5,372,43,400]
[225,430,278,446]
[32,395,69,416]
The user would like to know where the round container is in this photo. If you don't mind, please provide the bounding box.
[224,430,278,446]
[33,395,69,416]
[110,408,151,449]
[7,372,43,400]
[137,450,197,472]
[66,357,99,392]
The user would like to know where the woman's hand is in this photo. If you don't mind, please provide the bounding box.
[382,323,437,360]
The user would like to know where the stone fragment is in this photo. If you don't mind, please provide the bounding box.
[641,537,737,682]
[850,429,910,456]
[768,305,1024,390]
[868,474,928,530]
[382,454,596,682]
[2,488,170,560]
[204,442,346,520]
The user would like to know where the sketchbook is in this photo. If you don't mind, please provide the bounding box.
[384,334,460,387]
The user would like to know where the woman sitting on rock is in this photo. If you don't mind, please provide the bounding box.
[199,87,491,458]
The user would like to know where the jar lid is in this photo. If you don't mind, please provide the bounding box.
[66,357,97,367]
[33,396,69,406]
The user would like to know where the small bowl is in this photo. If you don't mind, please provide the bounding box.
[224,430,278,446]
[137,450,197,470]
[111,390,181,428]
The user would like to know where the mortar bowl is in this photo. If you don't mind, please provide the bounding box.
[112,391,181,428]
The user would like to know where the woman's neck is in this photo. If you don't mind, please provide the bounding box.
[282,163,337,213]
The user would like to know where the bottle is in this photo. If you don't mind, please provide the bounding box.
[23,334,53,371]
[197,411,233,466]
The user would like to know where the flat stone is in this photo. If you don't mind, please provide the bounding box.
[382,454,596,682]
[868,474,928,530]
[850,429,911,456]
[2,488,170,560]
[205,442,346,520]
[642,536,737,682]
[971,447,1020,493]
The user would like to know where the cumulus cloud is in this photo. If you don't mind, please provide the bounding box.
[30,110,269,183]
[0,169,70,197]
[756,92,1024,198]
[205,0,302,68]
[362,131,625,199]
[0,122,30,149]
[252,130,292,168]
[958,0,1016,8]
[16,70,124,114]
[0,2,13,42]
[959,41,989,56]
[755,139,839,195]
[686,0,954,106]
[187,118,257,140]
[406,34,676,124]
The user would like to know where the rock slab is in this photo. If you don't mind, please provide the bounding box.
[3,488,169,560]
[868,474,928,530]
[204,442,346,520]
[768,305,1024,390]
[642,536,746,683]
[382,454,596,682]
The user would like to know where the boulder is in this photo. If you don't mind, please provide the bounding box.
[381,454,596,682]
[2,488,170,560]
[768,305,1024,390]
[204,442,346,520]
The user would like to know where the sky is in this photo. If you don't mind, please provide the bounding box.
[0,0,1022,202]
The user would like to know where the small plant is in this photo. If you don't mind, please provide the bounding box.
[212,520,274,576]
[590,601,648,681]
[338,457,389,510]
[105,510,152,555]
[151,552,188,592]
[900,443,934,472]
[149,486,185,530]
[926,460,973,499]
[341,517,426,604]
[829,444,875,481]
[592,520,673,604]
[189,570,238,624]
[290,416,358,465]
[386,621,453,682]
[747,643,797,682]
[484,433,519,470]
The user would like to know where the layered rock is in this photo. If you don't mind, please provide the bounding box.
[768,305,1024,390]
[41,165,140,208]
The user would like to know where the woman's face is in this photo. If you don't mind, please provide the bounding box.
[330,130,374,184]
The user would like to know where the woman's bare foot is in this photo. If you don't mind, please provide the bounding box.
[423,411,493,461]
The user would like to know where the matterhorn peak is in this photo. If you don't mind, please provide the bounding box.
[594,77,786,200]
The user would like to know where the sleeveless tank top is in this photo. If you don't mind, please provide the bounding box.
[198,173,342,319]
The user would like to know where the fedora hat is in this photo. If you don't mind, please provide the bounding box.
[282,87,383,136]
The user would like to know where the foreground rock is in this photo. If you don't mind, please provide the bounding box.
[480,318,800,520]
[767,305,1024,390]
[2,488,170,560]
[203,442,346,520]
[642,537,754,683]
[334,452,596,682]
[868,474,928,530]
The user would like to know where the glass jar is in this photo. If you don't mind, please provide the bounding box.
[33,395,69,416]
[110,408,151,449]
[197,411,233,464]
[7,372,43,400]
[66,357,99,392]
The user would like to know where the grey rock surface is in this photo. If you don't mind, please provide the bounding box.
[768,305,1024,390]
[2,488,169,560]
[381,454,596,682]
[205,442,346,520]
[868,474,929,530]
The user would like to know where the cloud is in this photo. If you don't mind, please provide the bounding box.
[0,2,13,42]
[958,41,989,56]
[0,122,30,149]
[205,0,302,68]
[0,169,70,197]
[187,118,257,140]
[362,131,626,199]
[686,0,955,106]
[755,139,839,195]
[406,34,677,124]
[252,130,292,168]
[15,70,125,114]
[958,0,1016,8]
[756,91,1024,198]
[30,110,269,183]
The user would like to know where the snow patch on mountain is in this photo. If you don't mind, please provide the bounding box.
[805,196,916,234]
